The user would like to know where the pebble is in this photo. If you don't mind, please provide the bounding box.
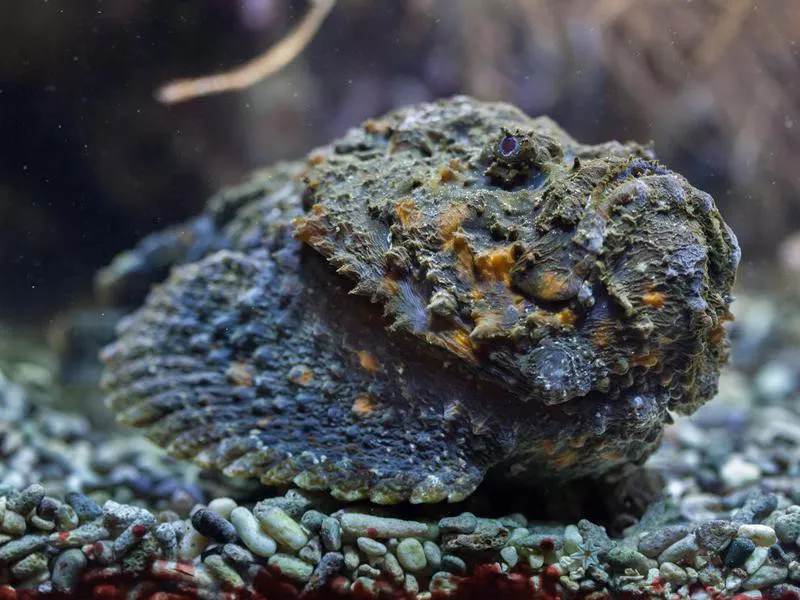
[404,573,420,595]
[500,545,519,569]
[1,511,26,536]
[339,513,428,539]
[113,519,154,556]
[255,492,310,520]
[441,554,466,574]
[738,524,777,547]
[254,505,308,551]
[222,543,254,567]
[178,526,207,561]
[356,536,387,556]
[734,491,779,524]
[9,552,47,581]
[191,508,238,544]
[724,536,757,568]
[204,496,235,517]
[744,546,769,575]
[204,554,245,589]
[49,522,109,548]
[397,538,427,572]
[7,484,44,516]
[343,545,359,571]
[382,552,405,584]
[695,520,737,552]
[775,512,800,545]
[298,537,322,564]
[744,564,789,590]
[638,525,691,558]
[0,534,47,564]
[64,492,102,523]
[306,552,344,591]
[424,540,442,570]
[267,553,313,582]
[301,510,325,533]
[659,561,688,587]
[607,547,656,575]
[51,548,87,594]
[720,455,762,490]
[230,506,277,557]
[154,522,178,561]
[438,512,477,534]
[320,516,342,551]
[55,504,78,531]
[563,524,583,555]
[658,533,699,566]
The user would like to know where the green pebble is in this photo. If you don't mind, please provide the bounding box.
[205,554,245,589]
[357,537,387,556]
[255,506,308,551]
[268,553,314,582]
[397,538,427,572]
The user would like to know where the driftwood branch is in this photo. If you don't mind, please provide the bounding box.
[156,0,335,104]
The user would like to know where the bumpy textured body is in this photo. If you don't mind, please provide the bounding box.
[99,97,740,504]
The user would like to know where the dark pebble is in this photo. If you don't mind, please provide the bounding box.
[65,492,103,523]
[306,552,345,591]
[723,536,756,568]
[732,491,778,524]
[695,520,737,553]
[192,508,238,543]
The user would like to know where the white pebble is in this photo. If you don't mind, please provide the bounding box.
[230,507,277,557]
[178,526,207,561]
[255,506,308,551]
[738,524,777,547]
[208,497,238,520]
[720,455,761,490]
[743,546,769,575]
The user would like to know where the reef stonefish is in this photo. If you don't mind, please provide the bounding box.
[97,96,740,504]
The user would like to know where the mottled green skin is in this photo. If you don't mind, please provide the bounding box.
[100,97,739,504]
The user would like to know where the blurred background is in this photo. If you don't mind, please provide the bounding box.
[1,0,798,322]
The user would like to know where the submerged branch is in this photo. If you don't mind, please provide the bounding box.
[156,0,335,104]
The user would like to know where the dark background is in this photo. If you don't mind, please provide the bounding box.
[2,0,798,321]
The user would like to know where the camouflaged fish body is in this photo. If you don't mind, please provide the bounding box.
[100,97,740,504]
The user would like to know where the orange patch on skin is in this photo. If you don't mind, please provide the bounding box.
[474,246,515,285]
[709,324,727,346]
[395,199,422,228]
[631,353,659,368]
[451,233,475,279]
[534,271,574,302]
[379,277,400,297]
[449,158,463,171]
[363,119,389,135]
[288,365,314,386]
[256,416,273,428]
[642,291,667,309]
[556,308,577,328]
[470,312,502,340]
[429,330,478,363]
[292,208,327,244]
[438,203,471,244]
[356,350,381,373]
[591,322,615,348]
[227,362,254,387]
[351,394,378,416]
[540,439,556,456]
[439,167,457,183]
[552,450,578,468]
[307,152,326,166]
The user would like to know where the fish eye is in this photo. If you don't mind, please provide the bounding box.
[498,135,520,158]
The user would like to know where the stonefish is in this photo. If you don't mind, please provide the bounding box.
[98,97,740,504]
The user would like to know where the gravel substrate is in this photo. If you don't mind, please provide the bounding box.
[1,288,799,599]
